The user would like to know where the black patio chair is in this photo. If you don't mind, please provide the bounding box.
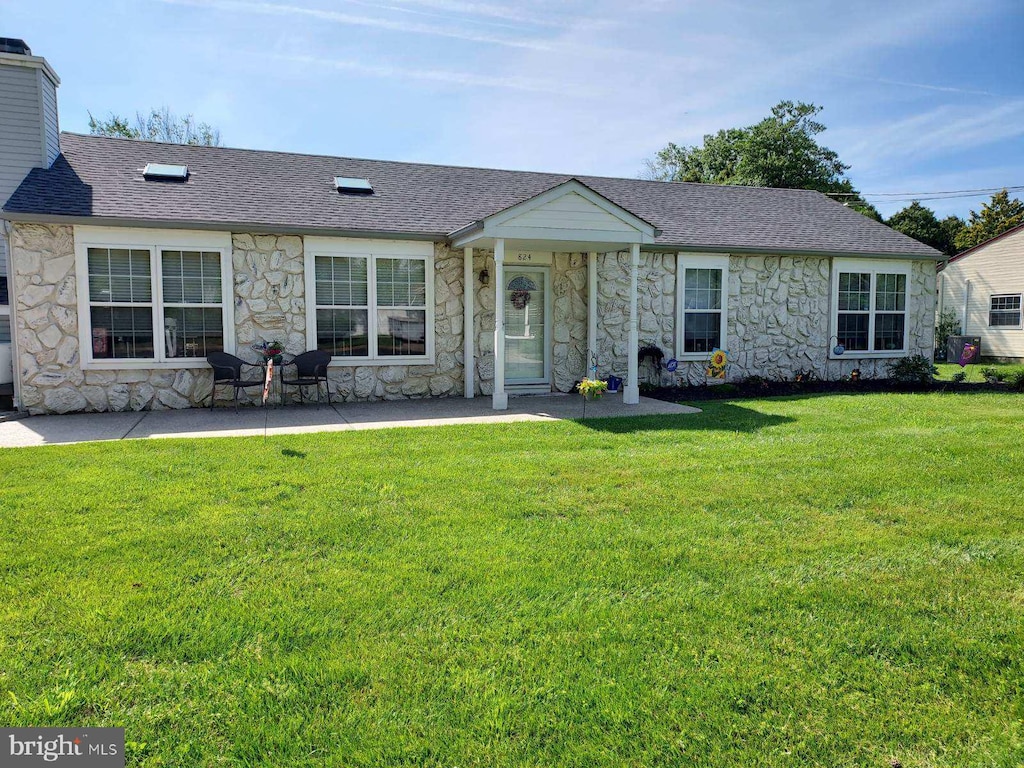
[280,350,332,406]
[207,352,266,411]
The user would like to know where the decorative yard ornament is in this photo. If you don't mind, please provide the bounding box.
[706,348,729,379]
[958,342,979,367]
[262,358,274,405]
[829,335,845,356]
[665,358,678,372]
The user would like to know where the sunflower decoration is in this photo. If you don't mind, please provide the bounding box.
[706,348,729,379]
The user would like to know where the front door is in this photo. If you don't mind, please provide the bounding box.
[503,266,550,386]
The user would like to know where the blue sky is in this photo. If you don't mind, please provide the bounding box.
[3,0,1022,218]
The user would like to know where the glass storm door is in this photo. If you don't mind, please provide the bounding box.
[504,267,549,385]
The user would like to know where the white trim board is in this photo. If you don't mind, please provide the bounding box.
[73,225,234,370]
[304,235,436,366]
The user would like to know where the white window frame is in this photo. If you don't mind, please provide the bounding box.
[829,258,911,359]
[675,253,729,361]
[74,226,234,369]
[988,293,1023,329]
[0,252,10,345]
[305,236,435,365]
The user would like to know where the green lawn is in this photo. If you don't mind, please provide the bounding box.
[1,394,1023,767]
[935,360,1024,381]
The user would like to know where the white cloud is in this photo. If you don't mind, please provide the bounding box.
[836,101,1024,172]
[268,52,578,93]
[155,0,555,49]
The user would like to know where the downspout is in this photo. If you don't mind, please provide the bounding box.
[2,220,21,410]
[962,279,971,334]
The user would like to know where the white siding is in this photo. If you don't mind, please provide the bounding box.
[501,191,637,234]
[939,227,1024,359]
[0,63,44,207]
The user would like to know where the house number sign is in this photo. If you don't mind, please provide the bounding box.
[504,251,553,265]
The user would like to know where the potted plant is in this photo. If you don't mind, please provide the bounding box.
[576,378,609,400]
[252,340,285,365]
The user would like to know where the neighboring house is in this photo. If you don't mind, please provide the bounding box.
[938,224,1024,362]
[0,43,942,415]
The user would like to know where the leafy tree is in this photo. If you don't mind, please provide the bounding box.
[88,106,221,146]
[644,101,877,217]
[954,190,1024,251]
[939,215,966,255]
[885,202,963,256]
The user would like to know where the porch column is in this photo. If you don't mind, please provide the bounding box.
[492,238,508,410]
[587,252,598,377]
[463,246,474,398]
[624,243,641,404]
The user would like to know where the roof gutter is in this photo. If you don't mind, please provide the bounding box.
[0,212,447,243]
[1,211,943,261]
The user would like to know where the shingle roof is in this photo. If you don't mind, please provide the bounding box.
[2,132,940,258]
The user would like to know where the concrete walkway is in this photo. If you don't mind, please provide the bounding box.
[0,394,700,447]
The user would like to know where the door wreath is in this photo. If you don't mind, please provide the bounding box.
[510,289,531,310]
[507,276,538,310]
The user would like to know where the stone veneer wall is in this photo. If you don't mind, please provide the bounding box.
[594,252,936,383]
[10,223,937,414]
[10,226,466,413]
[328,243,464,401]
[595,251,676,386]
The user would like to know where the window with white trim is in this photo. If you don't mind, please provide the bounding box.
[0,254,11,344]
[832,260,910,354]
[87,247,155,359]
[989,294,1022,328]
[675,253,729,358]
[160,250,226,358]
[306,237,433,363]
[75,227,233,367]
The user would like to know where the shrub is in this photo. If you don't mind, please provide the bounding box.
[951,371,967,384]
[1009,370,1024,392]
[980,366,1007,383]
[741,375,772,391]
[887,355,938,385]
[934,309,961,360]
[793,369,817,384]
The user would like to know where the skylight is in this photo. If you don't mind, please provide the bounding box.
[335,176,373,193]
[143,163,189,181]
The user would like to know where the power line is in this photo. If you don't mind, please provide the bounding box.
[825,184,1024,200]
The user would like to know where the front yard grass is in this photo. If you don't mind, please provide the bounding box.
[1,393,1022,767]
[935,360,1024,381]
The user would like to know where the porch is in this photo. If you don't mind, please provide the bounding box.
[453,179,661,410]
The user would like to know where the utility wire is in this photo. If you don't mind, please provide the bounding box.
[826,184,1024,200]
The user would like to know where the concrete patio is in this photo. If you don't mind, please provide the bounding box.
[0,394,700,448]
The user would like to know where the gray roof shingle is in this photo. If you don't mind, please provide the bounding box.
[2,132,940,258]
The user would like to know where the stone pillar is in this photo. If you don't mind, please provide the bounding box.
[624,243,640,404]
[463,246,474,398]
[492,239,508,410]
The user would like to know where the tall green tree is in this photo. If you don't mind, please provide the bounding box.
[954,190,1024,251]
[88,106,221,146]
[885,202,963,256]
[643,101,879,218]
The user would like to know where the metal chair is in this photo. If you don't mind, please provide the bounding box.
[280,350,332,406]
[207,352,266,411]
